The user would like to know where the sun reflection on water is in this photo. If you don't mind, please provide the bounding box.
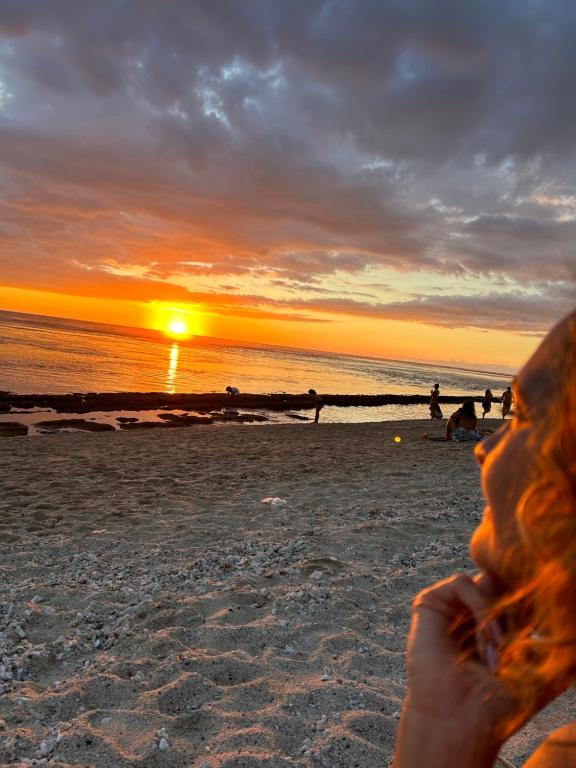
[166,343,179,393]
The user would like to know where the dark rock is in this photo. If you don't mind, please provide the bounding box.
[0,390,492,415]
[238,413,268,422]
[211,411,268,423]
[0,421,28,437]
[158,413,214,425]
[177,415,214,425]
[116,416,139,423]
[34,419,115,432]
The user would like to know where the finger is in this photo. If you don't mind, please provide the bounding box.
[414,574,491,628]
[472,572,506,649]
[413,574,494,665]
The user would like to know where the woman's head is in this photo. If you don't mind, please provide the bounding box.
[470,309,576,713]
[471,311,576,584]
[462,400,476,419]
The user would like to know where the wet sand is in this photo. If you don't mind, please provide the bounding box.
[0,420,571,766]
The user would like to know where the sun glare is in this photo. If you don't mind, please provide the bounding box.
[147,302,204,340]
[167,318,189,337]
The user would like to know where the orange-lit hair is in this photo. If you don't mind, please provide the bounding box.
[496,313,576,731]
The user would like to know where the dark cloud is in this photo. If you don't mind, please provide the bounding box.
[314,291,571,334]
[1,0,576,333]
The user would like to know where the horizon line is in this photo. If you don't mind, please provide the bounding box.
[0,306,516,379]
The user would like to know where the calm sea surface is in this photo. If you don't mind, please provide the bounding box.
[0,310,513,423]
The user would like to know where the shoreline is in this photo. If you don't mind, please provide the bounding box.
[0,390,499,414]
[0,393,510,437]
[0,391,508,437]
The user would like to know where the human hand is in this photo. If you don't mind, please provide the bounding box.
[405,572,510,727]
[393,573,514,768]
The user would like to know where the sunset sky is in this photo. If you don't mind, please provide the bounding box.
[1,1,575,370]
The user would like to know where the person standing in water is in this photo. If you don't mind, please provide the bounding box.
[429,383,443,419]
[481,388,494,419]
[501,385,513,419]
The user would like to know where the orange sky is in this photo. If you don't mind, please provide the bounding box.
[0,284,540,372]
[1,4,573,373]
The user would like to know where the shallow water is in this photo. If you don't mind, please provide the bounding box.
[0,310,512,423]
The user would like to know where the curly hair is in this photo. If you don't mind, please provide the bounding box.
[494,315,576,732]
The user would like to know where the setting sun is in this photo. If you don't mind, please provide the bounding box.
[146,302,205,340]
[167,318,189,337]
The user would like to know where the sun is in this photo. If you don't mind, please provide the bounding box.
[166,317,190,338]
[146,302,205,340]
[168,318,188,336]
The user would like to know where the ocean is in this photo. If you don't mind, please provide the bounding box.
[0,310,512,424]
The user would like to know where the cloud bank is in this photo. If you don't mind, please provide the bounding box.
[0,0,575,334]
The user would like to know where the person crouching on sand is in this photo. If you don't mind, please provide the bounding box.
[445,399,480,441]
[393,308,576,768]
[226,385,240,397]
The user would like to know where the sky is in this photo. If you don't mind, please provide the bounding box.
[0,0,575,370]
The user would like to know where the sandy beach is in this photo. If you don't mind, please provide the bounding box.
[1,420,572,767]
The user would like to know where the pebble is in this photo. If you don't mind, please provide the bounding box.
[309,570,323,581]
[158,738,170,751]
[14,624,27,639]
[38,731,61,757]
[261,497,287,506]
[124,599,153,617]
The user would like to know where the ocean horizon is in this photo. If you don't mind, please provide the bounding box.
[0,309,512,424]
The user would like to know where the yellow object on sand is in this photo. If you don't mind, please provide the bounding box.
[394,436,402,443]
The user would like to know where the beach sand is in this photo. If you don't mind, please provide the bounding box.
[1,420,572,767]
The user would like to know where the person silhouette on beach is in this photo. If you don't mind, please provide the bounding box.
[308,389,324,423]
[226,385,240,397]
[501,385,513,419]
[445,400,480,441]
[429,383,443,419]
[481,388,493,419]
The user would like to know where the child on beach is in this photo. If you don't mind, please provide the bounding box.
[482,388,494,418]
[393,308,576,767]
[429,383,443,419]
